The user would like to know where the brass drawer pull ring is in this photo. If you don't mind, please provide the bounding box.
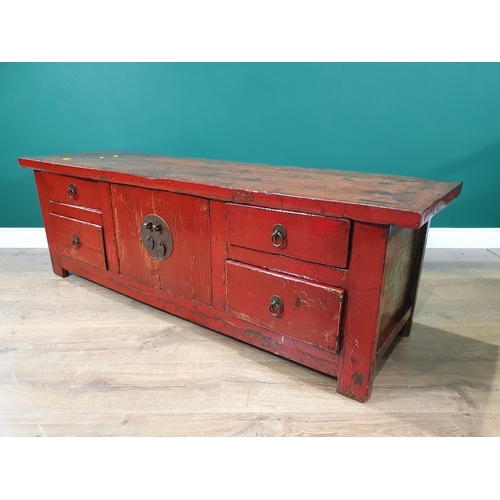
[68,184,77,199]
[269,295,284,317]
[271,224,287,247]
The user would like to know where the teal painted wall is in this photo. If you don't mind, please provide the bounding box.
[1,63,499,228]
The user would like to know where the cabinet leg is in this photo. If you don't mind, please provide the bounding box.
[399,315,413,337]
[51,257,69,278]
[336,222,390,403]
[336,364,375,402]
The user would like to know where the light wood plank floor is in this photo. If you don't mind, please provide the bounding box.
[1,248,499,436]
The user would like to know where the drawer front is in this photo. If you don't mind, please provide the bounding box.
[226,204,351,268]
[226,261,344,352]
[49,201,103,226]
[41,172,102,209]
[50,213,107,270]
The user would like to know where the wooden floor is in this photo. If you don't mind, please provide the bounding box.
[1,248,499,436]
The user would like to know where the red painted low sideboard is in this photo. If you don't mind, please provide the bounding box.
[19,152,462,402]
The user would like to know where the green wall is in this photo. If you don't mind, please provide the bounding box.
[1,63,499,228]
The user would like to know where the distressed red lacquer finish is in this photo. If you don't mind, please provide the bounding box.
[226,261,344,352]
[21,152,462,402]
[226,204,351,268]
[50,213,107,270]
[111,184,211,304]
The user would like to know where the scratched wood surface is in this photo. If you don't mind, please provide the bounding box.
[19,152,462,228]
[226,261,344,352]
[226,204,351,268]
[1,248,499,436]
[111,184,212,303]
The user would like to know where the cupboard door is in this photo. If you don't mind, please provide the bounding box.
[111,185,212,305]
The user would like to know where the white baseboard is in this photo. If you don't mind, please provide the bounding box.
[425,228,500,249]
[0,227,499,249]
[0,228,49,248]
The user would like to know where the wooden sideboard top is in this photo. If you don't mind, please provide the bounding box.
[19,151,462,229]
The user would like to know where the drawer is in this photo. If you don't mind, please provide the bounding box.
[49,201,103,226]
[226,261,344,352]
[226,204,351,268]
[50,213,107,270]
[41,172,103,210]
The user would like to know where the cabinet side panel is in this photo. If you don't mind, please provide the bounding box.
[378,226,416,336]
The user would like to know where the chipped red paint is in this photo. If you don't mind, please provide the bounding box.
[21,152,461,402]
[226,260,344,352]
[111,183,212,304]
[226,204,351,268]
[19,151,462,229]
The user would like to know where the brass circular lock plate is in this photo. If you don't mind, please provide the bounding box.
[140,214,174,261]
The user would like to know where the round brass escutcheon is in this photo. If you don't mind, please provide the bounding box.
[140,214,173,261]
[269,295,284,317]
[271,223,287,247]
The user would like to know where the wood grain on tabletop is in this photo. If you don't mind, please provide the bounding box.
[1,248,499,437]
[18,152,462,228]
